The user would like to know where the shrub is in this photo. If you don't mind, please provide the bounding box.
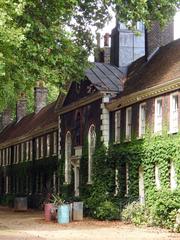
[95,200,119,220]
[149,189,180,229]
[121,201,150,225]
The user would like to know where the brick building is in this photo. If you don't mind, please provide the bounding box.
[0,21,179,207]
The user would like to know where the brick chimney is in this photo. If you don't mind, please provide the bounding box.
[34,80,48,113]
[16,93,27,122]
[103,33,111,64]
[146,21,174,57]
[0,108,13,131]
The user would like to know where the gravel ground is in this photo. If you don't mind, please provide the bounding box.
[0,206,180,240]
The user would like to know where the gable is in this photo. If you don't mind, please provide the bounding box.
[63,79,97,107]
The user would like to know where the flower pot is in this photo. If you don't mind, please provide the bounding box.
[44,203,53,221]
[57,204,70,224]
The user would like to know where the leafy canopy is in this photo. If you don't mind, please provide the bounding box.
[0,0,179,111]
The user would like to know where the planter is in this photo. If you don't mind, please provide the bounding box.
[14,197,27,211]
[57,204,70,224]
[44,203,54,221]
[73,202,83,221]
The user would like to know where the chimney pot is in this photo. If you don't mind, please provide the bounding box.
[104,33,110,47]
[34,82,48,113]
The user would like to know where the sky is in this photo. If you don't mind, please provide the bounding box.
[174,11,180,39]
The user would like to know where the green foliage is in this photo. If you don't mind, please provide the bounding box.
[1,0,179,110]
[121,201,150,225]
[96,200,119,220]
[149,189,180,229]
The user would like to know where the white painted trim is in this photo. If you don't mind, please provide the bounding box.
[154,97,162,133]
[125,107,132,140]
[139,103,146,138]
[170,92,179,134]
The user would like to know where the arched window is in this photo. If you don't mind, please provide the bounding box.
[88,125,96,184]
[65,131,72,184]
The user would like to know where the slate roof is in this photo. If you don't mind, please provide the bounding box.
[0,102,58,146]
[85,62,124,92]
[121,39,180,96]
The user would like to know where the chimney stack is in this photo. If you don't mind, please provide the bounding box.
[0,108,13,131]
[16,93,27,122]
[146,21,174,58]
[34,80,48,113]
[104,33,110,47]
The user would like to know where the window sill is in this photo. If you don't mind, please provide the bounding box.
[87,181,92,185]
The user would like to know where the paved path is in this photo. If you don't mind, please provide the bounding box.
[0,206,179,240]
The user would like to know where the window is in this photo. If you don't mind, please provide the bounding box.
[88,125,96,184]
[36,138,39,159]
[26,141,29,161]
[126,107,132,140]
[8,148,11,165]
[155,98,162,133]
[170,93,178,133]
[6,148,8,166]
[139,166,145,204]
[29,140,33,161]
[21,143,24,162]
[2,149,5,166]
[40,137,44,158]
[115,110,121,142]
[46,134,50,156]
[170,161,177,190]
[53,132,57,155]
[16,145,19,163]
[65,131,72,184]
[155,164,161,190]
[139,103,146,137]
[13,146,16,164]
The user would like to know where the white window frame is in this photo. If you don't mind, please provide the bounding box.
[139,103,146,137]
[53,131,57,155]
[88,124,96,184]
[46,134,50,157]
[29,140,33,161]
[6,148,8,166]
[40,137,44,158]
[16,145,19,164]
[170,93,178,133]
[126,107,132,140]
[65,131,72,184]
[36,138,39,159]
[115,110,121,142]
[21,143,24,162]
[154,97,163,133]
[2,149,5,166]
[26,141,29,161]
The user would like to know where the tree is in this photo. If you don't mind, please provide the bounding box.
[0,0,179,111]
